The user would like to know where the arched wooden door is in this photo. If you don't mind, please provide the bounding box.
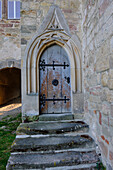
[39,44,71,114]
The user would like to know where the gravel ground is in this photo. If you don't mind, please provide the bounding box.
[0,97,21,120]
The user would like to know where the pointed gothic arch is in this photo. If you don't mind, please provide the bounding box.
[22,5,82,117]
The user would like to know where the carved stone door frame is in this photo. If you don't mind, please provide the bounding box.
[22,5,82,120]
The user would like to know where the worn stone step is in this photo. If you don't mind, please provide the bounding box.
[11,135,95,152]
[39,113,74,121]
[16,121,89,135]
[7,150,99,170]
[41,163,98,170]
[7,163,98,170]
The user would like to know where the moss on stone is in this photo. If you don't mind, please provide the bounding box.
[24,115,39,123]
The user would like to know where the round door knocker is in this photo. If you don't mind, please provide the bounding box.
[52,79,59,86]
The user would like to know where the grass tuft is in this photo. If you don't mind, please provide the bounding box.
[0,113,21,170]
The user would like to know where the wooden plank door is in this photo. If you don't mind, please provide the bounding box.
[39,44,71,114]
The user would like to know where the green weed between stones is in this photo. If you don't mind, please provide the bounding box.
[0,113,21,170]
[96,162,106,170]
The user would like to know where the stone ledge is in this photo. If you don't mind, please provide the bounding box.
[16,121,89,135]
[11,135,95,152]
[7,150,99,170]
[0,60,21,69]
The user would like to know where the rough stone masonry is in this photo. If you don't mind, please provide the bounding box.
[82,0,113,169]
[0,0,113,169]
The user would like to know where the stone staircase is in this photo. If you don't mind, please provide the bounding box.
[7,114,100,170]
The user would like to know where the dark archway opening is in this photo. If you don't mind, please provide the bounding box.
[0,67,21,105]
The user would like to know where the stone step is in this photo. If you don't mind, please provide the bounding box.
[16,121,89,135]
[11,135,95,152]
[7,163,98,170]
[39,113,74,121]
[7,150,99,170]
[39,163,98,170]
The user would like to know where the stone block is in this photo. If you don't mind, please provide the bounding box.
[101,72,108,87]
[97,73,101,85]
[39,114,74,122]
[22,10,37,18]
[104,1,113,22]
[99,140,108,158]
[109,151,113,161]
[99,0,110,17]
[96,37,110,56]
[102,125,110,137]
[40,1,51,7]
[110,104,113,117]
[73,113,84,119]
[21,38,27,45]
[70,0,81,10]
[22,2,30,10]
[110,36,113,54]
[109,118,113,127]
[102,116,109,126]
[89,102,102,110]
[109,70,113,79]
[100,88,109,102]
[89,86,101,96]
[103,15,113,40]
[106,164,113,170]
[109,55,113,69]
[21,46,27,59]
[102,102,110,116]
[29,2,40,10]
[108,79,113,90]
[96,56,109,73]
[89,95,101,103]
[21,25,36,33]
[0,24,13,27]
[73,93,84,113]
[89,75,98,87]
[21,17,37,25]
[107,90,113,103]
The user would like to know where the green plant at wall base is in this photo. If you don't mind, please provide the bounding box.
[0,113,21,170]
[96,162,106,170]
[24,115,39,122]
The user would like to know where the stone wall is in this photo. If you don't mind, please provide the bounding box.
[0,1,21,105]
[21,0,82,57]
[0,0,113,168]
[21,0,82,65]
[0,1,21,67]
[82,0,113,168]
[21,0,84,118]
[0,19,21,63]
